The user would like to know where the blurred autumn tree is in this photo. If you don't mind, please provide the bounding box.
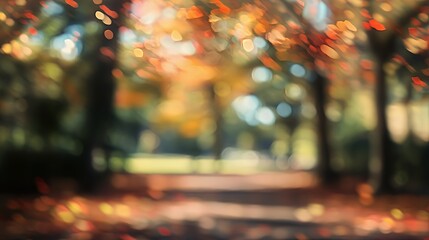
[274,0,429,191]
[258,0,429,190]
[118,0,271,160]
[327,0,429,192]
[0,0,132,191]
[243,0,354,183]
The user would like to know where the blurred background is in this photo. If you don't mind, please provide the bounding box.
[0,0,428,239]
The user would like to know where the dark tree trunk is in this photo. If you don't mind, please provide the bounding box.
[367,29,396,193]
[366,0,428,194]
[84,0,127,143]
[208,83,223,163]
[313,73,335,184]
[80,0,129,191]
[370,56,394,193]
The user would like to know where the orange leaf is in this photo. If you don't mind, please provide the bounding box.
[362,22,371,30]
[65,0,78,8]
[100,5,119,19]
[412,76,427,87]
[369,19,386,31]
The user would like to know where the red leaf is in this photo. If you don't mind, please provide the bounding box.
[100,5,119,19]
[408,27,418,37]
[65,0,78,8]
[369,19,386,31]
[362,22,371,30]
[412,76,427,87]
[28,27,37,35]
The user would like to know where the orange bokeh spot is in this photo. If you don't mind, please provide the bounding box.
[158,226,171,236]
[339,62,350,71]
[408,27,418,37]
[320,44,339,59]
[24,12,38,21]
[112,68,124,79]
[326,29,338,40]
[299,34,309,44]
[411,18,421,26]
[360,9,371,18]
[211,0,231,15]
[65,0,78,8]
[187,6,204,19]
[115,89,147,108]
[259,54,282,71]
[28,27,37,35]
[100,4,119,19]
[100,47,115,60]
[363,71,376,83]
[360,59,373,70]
[369,19,386,31]
[412,76,427,87]
[104,29,114,40]
[362,22,371,30]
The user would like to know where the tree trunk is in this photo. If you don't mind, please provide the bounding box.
[208,84,223,162]
[367,28,396,193]
[80,0,128,191]
[313,73,335,184]
[369,57,394,193]
[366,0,427,194]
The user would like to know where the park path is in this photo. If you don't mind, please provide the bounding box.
[1,172,429,239]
